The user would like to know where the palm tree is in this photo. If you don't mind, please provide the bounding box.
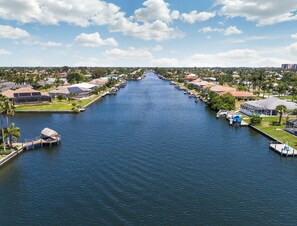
[0,95,15,152]
[276,105,287,124]
[5,123,20,147]
[0,95,15,127]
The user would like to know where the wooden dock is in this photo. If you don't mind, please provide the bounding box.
[15,137,60,150]
[269,143,297,157]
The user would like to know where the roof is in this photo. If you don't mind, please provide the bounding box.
[243,98,297,111]
[189,78,202,83]
[49,86,70,95]
[68,86,91,93]
[89,78,108,86]
[41,128,59,138]
[202,84,216,89]
[14,87,40,94]
[287,119,297,124]
[220,91,256,98]
[1,89,15,99]
[69,82,97,89]
[210,85,236,93]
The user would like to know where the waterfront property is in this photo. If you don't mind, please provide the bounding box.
[2,87,51,105]
[240,97,297,116]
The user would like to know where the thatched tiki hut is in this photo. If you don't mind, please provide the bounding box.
[41,128,61,142]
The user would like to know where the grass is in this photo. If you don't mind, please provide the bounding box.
[254,116,297,149]
[15,94,102,111]
[0,148,13,159]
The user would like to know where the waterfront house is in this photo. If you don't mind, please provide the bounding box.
[0,82,32,92]
[184,74,197,81]
[48,86,70,98]
[49,86,92,98]
[2,87,51,105]
[240,97,297,116]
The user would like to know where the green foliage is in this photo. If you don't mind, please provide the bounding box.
[276,105,287,124]
[250,115,262,125]
[72,108,80,113]
[177,77,184,83]
[67,72,85,84]
[4,123,20,147]
[208,92,235,111]
[57,94,65,101]
[0,148,12,155]
[107,78,118,88]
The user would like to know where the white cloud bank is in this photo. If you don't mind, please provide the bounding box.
[218,0,297,26]
[0,0,215,41]
[75,32,118,47]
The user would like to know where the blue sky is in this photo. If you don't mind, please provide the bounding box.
[0,0,296,67]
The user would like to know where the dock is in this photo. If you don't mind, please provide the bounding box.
[269,143,297,157]
[0,128,61,167]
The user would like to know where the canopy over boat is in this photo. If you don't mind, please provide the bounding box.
[41,128,59,139]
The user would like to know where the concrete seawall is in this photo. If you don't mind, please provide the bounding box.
[0,148,24,167]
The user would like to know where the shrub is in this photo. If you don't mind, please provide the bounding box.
[250,115,262,125]
[57,94,64,101]
[0,149,12,155]
[72,108,80,113]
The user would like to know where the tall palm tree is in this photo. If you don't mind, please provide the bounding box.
[0,95,15,127]
[5,123,20,147]
[276,105,287,124]
[0,95,15,152]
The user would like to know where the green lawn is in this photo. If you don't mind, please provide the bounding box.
[15,94,102,111]
[254,116,297,149]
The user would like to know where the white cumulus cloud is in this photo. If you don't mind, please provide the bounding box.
[218,0,297,26]
[134,0,179,23]
[182,11,216,24]
[199,26,242,36]
[75,32,118,47]
[0,25,29,39]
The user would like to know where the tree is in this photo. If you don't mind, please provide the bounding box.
[67,72,84,84]
[276,105,287,124]
[0,95,15,152]
[250,115,262,125]
[5,123,20,147]
[57,94,64,101]
[208,92,235,111]
[0,95,15,127]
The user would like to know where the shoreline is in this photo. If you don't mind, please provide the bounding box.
[162,75,296,155]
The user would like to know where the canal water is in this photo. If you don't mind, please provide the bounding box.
[1,73,297,225]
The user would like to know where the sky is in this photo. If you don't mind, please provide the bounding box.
[0,0,297,67]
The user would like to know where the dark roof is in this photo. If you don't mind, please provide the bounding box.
[287,119,297,124]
